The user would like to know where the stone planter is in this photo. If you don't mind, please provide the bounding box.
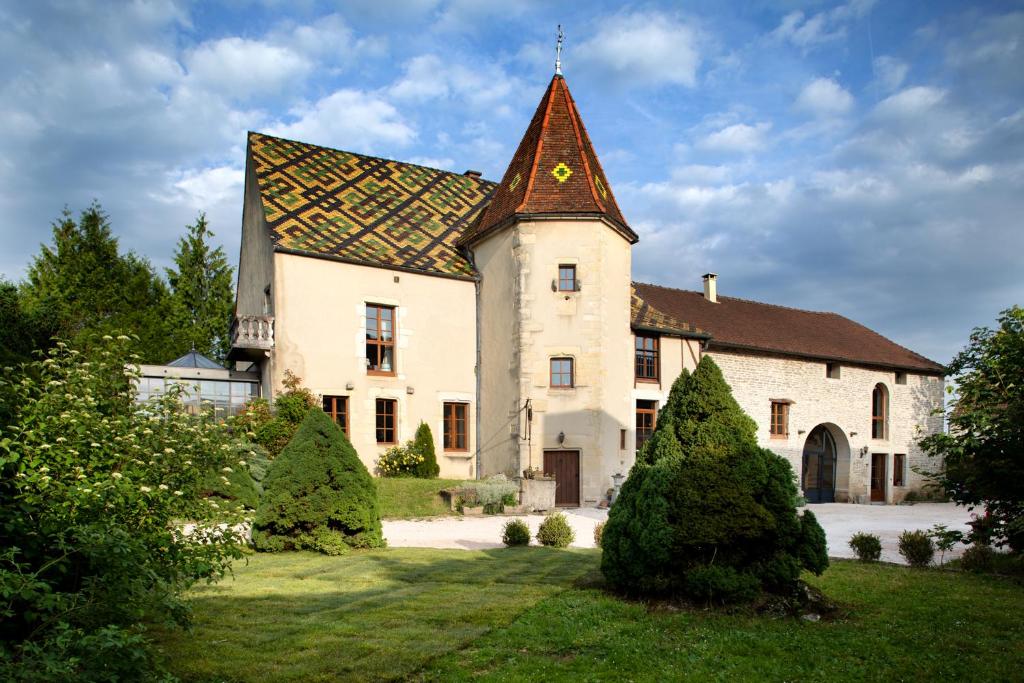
[462,505,484,516]
[518,477,556,512]
[503,504,529,515]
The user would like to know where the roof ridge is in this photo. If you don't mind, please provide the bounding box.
[248,131,497,188]
[633,281,836,316]
[515,77,557,213]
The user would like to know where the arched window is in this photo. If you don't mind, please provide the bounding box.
[871,384,888,440]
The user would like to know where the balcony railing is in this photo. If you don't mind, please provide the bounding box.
[230,315,274,358]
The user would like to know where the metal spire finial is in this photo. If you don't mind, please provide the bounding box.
[555,25,564,76]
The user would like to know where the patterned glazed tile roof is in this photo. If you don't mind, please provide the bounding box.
[634,282,945,373]
[249,132,496,279]
[631,285,708,338]
[461,75,635,245]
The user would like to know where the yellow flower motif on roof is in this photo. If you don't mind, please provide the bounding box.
[509,172,521,191]
[594,174,608,200]
[551,162,572,184]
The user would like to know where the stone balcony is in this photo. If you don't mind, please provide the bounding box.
[228,315,274,361]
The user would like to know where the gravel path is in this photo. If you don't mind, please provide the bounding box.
[383,503,975,565]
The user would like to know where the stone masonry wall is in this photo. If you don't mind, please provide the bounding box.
[707,349,944,503]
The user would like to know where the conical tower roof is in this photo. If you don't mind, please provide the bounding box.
[460,75,636,245]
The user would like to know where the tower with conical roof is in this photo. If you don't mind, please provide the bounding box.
[467,50,637,504]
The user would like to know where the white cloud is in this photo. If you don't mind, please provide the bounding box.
[407,156,455,171]
[269,89,416,153]
[164,165,244,211]
[575,11,701,87]
[796,77,854,117]
[874,86,947,119]
[184,37,310,100]
[873,56,909,93]
[770,0,877,52]
[697,122,772,153]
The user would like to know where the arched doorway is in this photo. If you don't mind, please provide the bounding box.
[803,425,837,503]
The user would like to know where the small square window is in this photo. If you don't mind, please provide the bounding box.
[826,362,841,379]
[443,402,468,451]
[558,265,577,292]
[636,400,657,452]
[895,371,907,385]
[323,395,349,436]
[550,357,574,388]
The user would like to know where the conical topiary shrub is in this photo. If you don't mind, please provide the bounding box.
[412,421,440,478]
[252,409,384,554]
[602,356,828,602]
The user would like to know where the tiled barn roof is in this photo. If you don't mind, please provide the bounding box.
[248,132,496,279]
[631,285,708,338]
[461,75,635,246]
[633,282,945,374]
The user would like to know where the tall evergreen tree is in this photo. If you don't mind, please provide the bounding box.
[22,203,174,363]
[165,214,235,362]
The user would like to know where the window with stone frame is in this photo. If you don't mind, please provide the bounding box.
[550,357,574,388]
[769,401,790,438]
[871,384,889,440]
[893,453,906,487]
[376,398,397,444]
[366,304,395,375]
[558,265,577,292]
[322,395,349,436]
[443,402,468,451]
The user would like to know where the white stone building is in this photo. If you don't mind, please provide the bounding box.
[230,73,944,506]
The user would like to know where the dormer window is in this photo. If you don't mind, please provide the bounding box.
[558,265,577,292]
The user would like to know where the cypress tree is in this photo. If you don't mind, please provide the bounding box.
[253,409,384,555]
[602,355,828,602]
[412,422,440,478]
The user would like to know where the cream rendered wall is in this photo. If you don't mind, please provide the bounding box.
[630,335,702,455]
[509,219,634,505]
[473,228,521,478]
[707,349,944,503]
[270,253,477,478]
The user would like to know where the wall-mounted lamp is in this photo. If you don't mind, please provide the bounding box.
[859,446,869,458]
[797,429,806,435]
[557,431,565,445]
[345,381,354,391]
[849,431,858,437]
[406,386,415,395]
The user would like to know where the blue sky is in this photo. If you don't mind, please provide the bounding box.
[1,1,1022,364]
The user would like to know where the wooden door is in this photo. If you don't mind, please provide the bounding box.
[543,450,580,507]
[871,453,887,502]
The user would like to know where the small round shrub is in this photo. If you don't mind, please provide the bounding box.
[898,530,935,567]
[537,512,575,548]
[502,519,531,547]
[849,532,883,562]
[593,521,606,548]
[959,544,996,573]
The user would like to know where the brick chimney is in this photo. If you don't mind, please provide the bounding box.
[463,170,482,179]
[702,273,718,303]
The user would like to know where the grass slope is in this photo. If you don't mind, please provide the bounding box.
[157,551,1024,682]
[374,478,464,519]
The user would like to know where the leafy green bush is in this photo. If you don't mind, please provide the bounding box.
[898,530,935,567]
[960,544,996,573]
[537,512,575,548]
[929,523,965,565]
[456,475,519,513]
[849,532,883,562]
[242,441,272,484]
[502,519,531,547]
[594,521,606,548]
[0,336,244,680]
[602,357,829,602]
[413,421,440,478]
[253,410,384,553]
[231,370,318,457]
[377,442,425,477]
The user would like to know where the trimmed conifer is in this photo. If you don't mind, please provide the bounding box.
[602,355,828,602]
[253,409,384,554]
[412,421,440,478]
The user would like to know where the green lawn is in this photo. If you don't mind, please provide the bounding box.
[157,550,1024,682]
[374,477,465,519]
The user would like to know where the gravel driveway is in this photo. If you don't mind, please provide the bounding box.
[383,503,975,565]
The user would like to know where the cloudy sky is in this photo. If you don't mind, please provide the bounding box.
[1,0,1021,364]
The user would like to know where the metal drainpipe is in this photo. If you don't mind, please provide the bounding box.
[474,276,483,481]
